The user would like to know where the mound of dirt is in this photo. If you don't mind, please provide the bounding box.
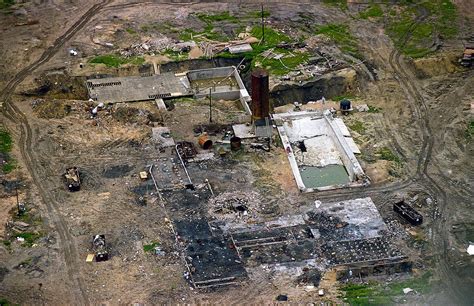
[412,52,462,78]
[33,99,71,119]
[24,72,88,100]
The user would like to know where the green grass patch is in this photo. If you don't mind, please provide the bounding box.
[125,28,137,35]
[0,297,15,306]
[465,120,474,141]
[173,97,196,104]
[16,232,41,247]
[247,26,310,74]
[0,128,15,173]
[143,242,159,252]
[322,0,348,10]
[316,24,361,58]
[377,146,400,162]
[163,49,189,61]
[89,54,145,68]
[251,26,291,46]
[332,94,356,102]
[368,105,381,113]
[386,0,458,58]
[341,272,433,305]
[348,120,366,134]
[246,9,271,19]
[359,4,384,19]
[197,11,239,24]
[181,12,240,42]
[217,25,304,75]
[252,48,309,75]
[0,128,12,153]
[341,282,391,305]
[179,28,199,41]
[0,0,14,10]
[2,160,16,173]
[179,24,227,42]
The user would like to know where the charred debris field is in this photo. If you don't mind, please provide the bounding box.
[0,0,473,305]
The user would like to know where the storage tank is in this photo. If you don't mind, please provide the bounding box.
[340,98,351,111]
[251,69,270,124]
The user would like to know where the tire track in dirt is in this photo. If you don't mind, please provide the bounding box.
[0,1,113,304]
[386,7,468,303]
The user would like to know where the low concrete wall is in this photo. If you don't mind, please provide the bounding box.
[195,88,240,100]
[187,66,233,81]
[187,66,251,114]
[324,113,365,181]
[234,68,251,114]
[275,125,307,192]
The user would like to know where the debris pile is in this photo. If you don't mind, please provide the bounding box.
[64,167,80,192]
[209,191,262,219]
[296,268,322,286]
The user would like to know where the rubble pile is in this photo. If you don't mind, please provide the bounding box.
[120,37,197,57]
[208,191,262,219]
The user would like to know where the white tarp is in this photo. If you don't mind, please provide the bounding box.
[467,244,474,255]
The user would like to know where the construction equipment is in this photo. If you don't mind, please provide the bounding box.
[64,167,81,192]
[92,235,109,262]
[393,201,423,226]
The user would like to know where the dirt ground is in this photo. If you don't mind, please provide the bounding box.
[0,1,473,305]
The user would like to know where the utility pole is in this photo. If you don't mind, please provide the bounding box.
[16,186,24,216]
[15,186,19,210]
[261,5,265,43]
[209,88,212,123]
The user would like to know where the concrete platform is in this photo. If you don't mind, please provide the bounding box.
[86,72,192,103]
[86,66,252,115]
[218,197,403,269]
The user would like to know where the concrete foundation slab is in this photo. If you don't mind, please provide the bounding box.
[87,73,192,103]
[218,197,402,269]
[87,66,252,115]
[232,124,255,139]
[152,127,175,147]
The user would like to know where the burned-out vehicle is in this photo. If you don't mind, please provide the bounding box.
[92,234,108,262]
[64,167,81,192]
[393,201,423,226]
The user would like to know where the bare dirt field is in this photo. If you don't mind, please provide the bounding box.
[0,1,473,305]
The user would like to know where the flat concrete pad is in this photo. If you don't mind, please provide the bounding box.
[233,124,255,139]
[87,73,192,103]
[152,127,175,147]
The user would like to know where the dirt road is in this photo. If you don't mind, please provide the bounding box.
[1,1,112,304]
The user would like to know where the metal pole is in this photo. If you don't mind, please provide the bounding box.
[209,88,212,123]
[16,186,20,214]
[148,165,164,202]
[266,117,271,152]
[261,5,265,43]
[175,145,193,187]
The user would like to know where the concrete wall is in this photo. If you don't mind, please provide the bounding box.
[324,113,365,181]
[233,68,252,114]
[195,89,240,100]
[187,66,251,114]
[187,66,234,81]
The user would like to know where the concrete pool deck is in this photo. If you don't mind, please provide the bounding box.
[273,110,369,192]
